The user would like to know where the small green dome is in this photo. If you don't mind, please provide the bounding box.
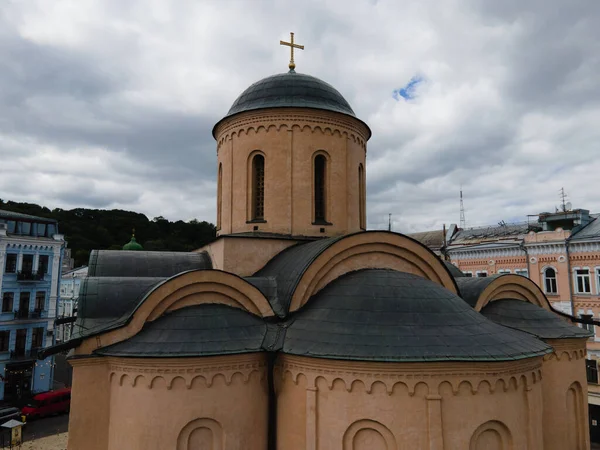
[123,235,143,251]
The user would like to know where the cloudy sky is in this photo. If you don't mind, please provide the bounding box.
[1,0,599,232]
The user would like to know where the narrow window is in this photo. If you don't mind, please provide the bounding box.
[476,271,488,278]
[252,155,265,220]
[314,155,327,222]
[22,254,33,273]
[576,269,591,294]
[544,268,558,294]
[35,291,45,311]
[587,360,599,384]
[463,272,473,277]
[32,327,44,348]
[0,331,9,352]
[497,269,511,274]
[359,164,365,229]
[217,163,223,229]
[596,268,600,295]
[38,255,49,274]
[2,293,13,313]
[18,292,30,318]
[5,254,16,273]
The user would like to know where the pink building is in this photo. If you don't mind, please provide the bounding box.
[441,208,600,433]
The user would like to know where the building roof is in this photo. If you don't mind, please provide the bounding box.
[449,222,531,246]
[481,299,592,340]
[282,269,551,362]
[0,209,56,223]
[73,277,166,339]
[213,71,371,139]
[88,250,212,278]
[96,304,266,358]
[253,236,345,316]
[443,260,465,278]
[454,276,500,308]
[571,215,600,241]
[407,229,445,250]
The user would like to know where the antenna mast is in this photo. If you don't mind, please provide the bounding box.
[388,213,392,232]
[559,187,567,212]
[460,187,466,229]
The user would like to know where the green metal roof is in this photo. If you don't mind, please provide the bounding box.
[122,236,143,251]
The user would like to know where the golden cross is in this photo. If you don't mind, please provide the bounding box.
[280,32,304,71]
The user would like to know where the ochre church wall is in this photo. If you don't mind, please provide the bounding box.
[199,236,298,277]
[68,359,111,450]
[275,354,544,450]
[108,354,267,450]
[214,108,368,238]
[541,339,590,450]
[68,354,268,450]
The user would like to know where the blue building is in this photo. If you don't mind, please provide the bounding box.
[0,209,64,401]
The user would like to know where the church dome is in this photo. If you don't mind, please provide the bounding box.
[122,236,143,251]
[213,71,370,138]
[283,269,551,362]
[229,72,355,117]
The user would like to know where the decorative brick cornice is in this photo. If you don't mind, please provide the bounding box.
[275,354,542,396]
[107,353,267,390]
[449,247,525,260]
[215,109,369,150]
[543,339,587,362]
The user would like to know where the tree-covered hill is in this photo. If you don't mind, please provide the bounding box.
[0,199,216,267]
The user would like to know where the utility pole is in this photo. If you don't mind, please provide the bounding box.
[388,214,392,232]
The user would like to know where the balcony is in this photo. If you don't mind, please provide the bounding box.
[14,310,44,320]
[9,349,35,361]
[16,271,44,282]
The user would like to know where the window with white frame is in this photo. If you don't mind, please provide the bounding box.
[514,269,529,278]
[580,313,595,336]
[497,269,511,275]
[463,271,473,277]
[596,267,600,295]
[476,271,488,278]
[575,268,591,294]
[544,267,558,294]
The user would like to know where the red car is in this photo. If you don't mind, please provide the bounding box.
[21,388,71,419]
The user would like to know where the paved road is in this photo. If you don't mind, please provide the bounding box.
[22,413,69,442]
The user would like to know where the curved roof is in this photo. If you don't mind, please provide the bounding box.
[443,260,465,278]
[254,231,459,317]
[283,269,551,362]
[96,304,266,358]
[253,236,345,316]
[454,276,499,307]
[481,299,591,340]
[73,277,165,339]
[213,71,371,138]
[88,250,212,278]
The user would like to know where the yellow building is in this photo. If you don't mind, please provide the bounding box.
[45,42,592,450]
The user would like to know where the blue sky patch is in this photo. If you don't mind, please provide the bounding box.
[393,75,425,101]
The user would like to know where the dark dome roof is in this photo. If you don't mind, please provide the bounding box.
[481,299,592,340]
[228,72,355,116]
[214,71,370,138]
[96,304,266,358]
[283,269,551,362]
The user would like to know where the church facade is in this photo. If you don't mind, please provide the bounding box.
[54,63,592,450]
